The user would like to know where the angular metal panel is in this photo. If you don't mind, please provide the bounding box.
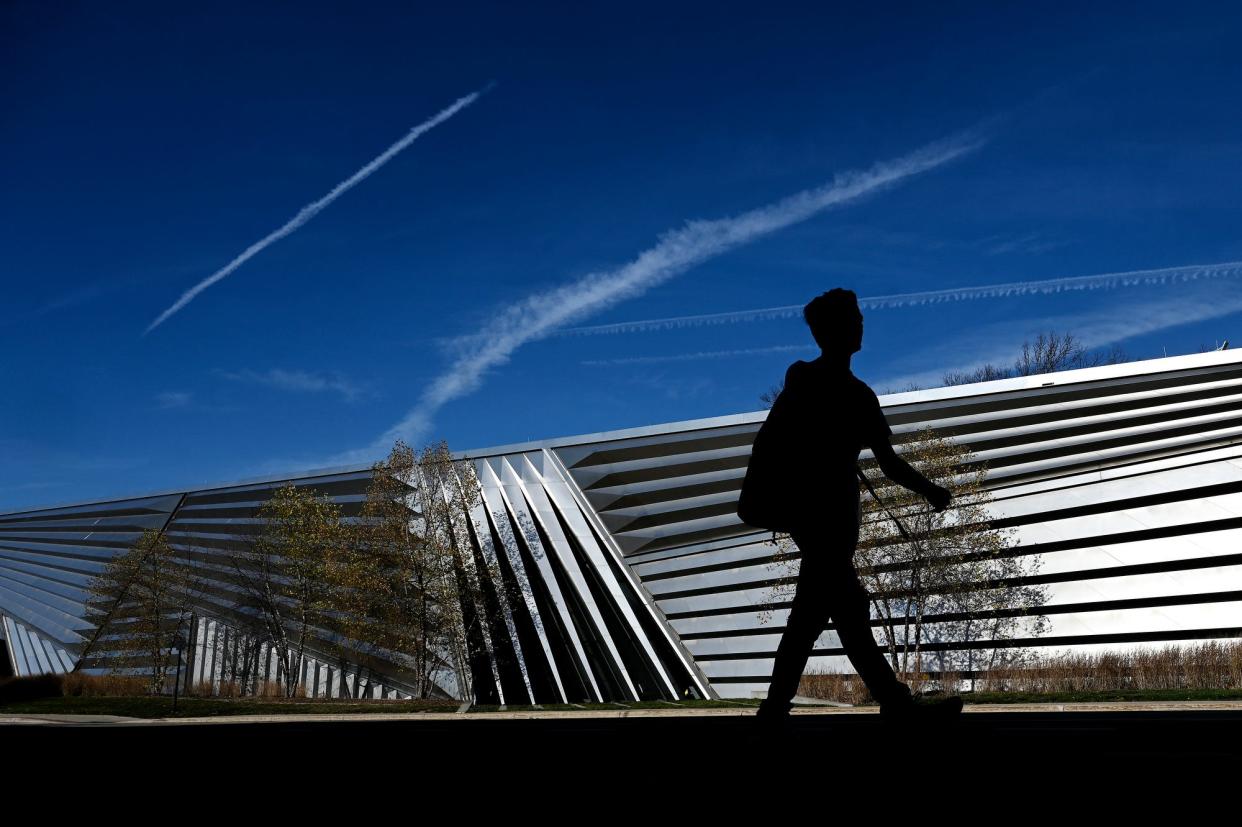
[536,452,691,698]
[475,458,575,702]
[0,615,76,676]
[493,454,604,702]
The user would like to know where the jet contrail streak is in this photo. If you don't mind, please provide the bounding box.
[143,86,491,334]
[580,344,811,366]
[875,281,1242,393]
[560,260,1242,336]
[331,131,984,461]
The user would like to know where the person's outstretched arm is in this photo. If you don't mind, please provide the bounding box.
[870,435,952,512]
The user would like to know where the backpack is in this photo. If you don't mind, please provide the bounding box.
[738,363,916,539]
[736,386,800,533]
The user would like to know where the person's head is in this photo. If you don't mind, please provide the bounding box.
[803,288,863,354]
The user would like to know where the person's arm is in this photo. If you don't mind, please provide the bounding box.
[860,382,951,511]
[870,435,951,511]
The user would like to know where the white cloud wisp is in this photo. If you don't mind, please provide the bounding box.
[144,86,491,334]
[217,368,364,402]
[335,132,983,462]
[155,391,193,410]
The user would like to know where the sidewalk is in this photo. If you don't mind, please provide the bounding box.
[6,699,1242,726]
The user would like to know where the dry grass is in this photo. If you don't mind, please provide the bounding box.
[257,679,297,698]
[190,679,307,698]
[61,672,147,697]
[797,669,962,704]
[797,671,875,705]
[798,641,1242,701]
[980,642,1242,693]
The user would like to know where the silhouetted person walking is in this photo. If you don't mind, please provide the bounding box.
[738,288,962,728]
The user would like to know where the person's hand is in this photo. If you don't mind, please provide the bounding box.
[926,484,951,512]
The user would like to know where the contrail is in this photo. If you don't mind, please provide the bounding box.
[143,86,491,334]
[875,280,1242,393]
[580,344,812,366]
[560,260,1242,336]
[333,131,984,461]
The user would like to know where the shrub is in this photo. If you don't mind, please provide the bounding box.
[0,673,64,704]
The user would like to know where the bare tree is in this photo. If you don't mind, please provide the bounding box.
[759,382,785,409]
[877,381,928,394]
[941,363,1012,387]
[1014,331,1087,375]
[944,330,1129,387]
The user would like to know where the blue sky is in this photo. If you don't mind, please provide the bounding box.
[5,2,1242,508]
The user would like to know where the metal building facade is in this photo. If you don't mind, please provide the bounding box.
[3,349,1242,700]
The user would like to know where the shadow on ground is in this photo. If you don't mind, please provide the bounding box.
[7,709,1242,775]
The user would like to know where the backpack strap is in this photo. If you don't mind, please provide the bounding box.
[856,465,914,542]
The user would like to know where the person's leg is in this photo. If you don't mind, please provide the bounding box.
[807,511,960,721]
[758,546,829,717]
[822,557,912,707]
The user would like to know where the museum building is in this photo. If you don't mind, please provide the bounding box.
[3,348,1241,701]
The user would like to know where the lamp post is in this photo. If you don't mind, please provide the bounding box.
[171,631,186,713]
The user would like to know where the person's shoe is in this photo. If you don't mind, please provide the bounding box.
[880,695,963,724]
[754,701,793,736]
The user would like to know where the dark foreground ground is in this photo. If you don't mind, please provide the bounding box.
[6,707,1242,783]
